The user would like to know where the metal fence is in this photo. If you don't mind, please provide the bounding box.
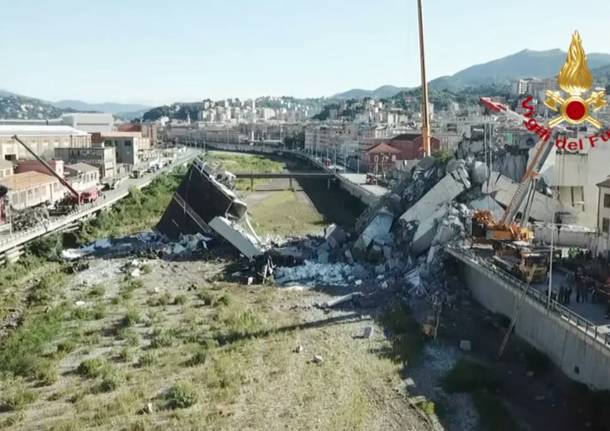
[446,245,610,350]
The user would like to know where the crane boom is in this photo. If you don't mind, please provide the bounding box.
[479,98,561,227]
[12,135,82,203]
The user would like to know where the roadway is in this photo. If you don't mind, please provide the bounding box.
[0,148,200,257]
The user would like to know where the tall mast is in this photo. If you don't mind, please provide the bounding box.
[417,0,431,157]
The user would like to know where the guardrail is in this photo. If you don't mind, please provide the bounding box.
[446,245,610,350]
[0,153,197,255]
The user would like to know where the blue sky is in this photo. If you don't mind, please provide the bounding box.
[0,0,608,105]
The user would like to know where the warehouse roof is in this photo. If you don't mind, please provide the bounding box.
[66,163,99,173]
[0,125,89,136]
[0,171,58,190]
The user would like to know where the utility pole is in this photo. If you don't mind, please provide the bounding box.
[417,0,431,157]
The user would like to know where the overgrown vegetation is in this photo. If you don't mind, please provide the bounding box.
[443,359,517,431]
[379,303,425,364]
[78,170,183,242]
[166,382,198,409]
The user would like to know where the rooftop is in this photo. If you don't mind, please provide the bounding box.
[597,178,610,188]
[366,142,401,154]
[0,171,58,190]
[66,163,99,173]
[0,125,89,137]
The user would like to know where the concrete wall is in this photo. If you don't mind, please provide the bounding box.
[458,255,610,389]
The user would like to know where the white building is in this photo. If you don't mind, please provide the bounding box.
[61,113,115,133]
[0,125,91,161]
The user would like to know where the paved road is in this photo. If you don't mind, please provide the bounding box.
[339,173,391,197]
[0,148,199,254]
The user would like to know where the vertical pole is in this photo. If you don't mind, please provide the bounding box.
[417,0,431,157]
[548,216,555,308]
[250,175,254,191]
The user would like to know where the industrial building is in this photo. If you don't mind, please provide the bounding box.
[61,113,115,133]
[0,125,91,161]
[55,146,116,179]
[0,171,63,210]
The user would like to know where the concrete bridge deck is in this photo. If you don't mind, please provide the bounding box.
[447,244,610,389]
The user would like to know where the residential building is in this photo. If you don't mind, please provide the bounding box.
[61,113,114,133]
[55,146,116,179]
[0,160,13,179]
[388,133,441,160]
[92,132,150,165]
[0,125,91,161]
[0,171,63,210]
[365,142,401,174]
[64,163,100,192]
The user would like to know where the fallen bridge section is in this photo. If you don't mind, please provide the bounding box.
[156,157,263,260]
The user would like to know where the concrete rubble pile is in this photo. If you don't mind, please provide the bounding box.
[61,231,212,261]
[273,152,563,300]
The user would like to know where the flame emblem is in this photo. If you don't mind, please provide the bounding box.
[544,31,607,128]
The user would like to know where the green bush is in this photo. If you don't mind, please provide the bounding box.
[0,379,37,411]
[150,330,174,349]
[77,358,108,379]
[138,352,157,367]
[121,308,141,327]
[33,359,58,386]
[185,349,208,367]
[196,289,215,305]
[473,390,517,431]
[442,359,501,393]
[98,369,125,393]
[0,308,63,377]
[173,294,187,305]
[166,383,198,409]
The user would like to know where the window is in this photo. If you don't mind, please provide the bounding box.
[604,194,610,208]
[603,218,610,234]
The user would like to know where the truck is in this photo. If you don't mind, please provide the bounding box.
[492,242,550,283]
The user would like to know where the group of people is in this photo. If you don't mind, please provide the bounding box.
[557,270,600,306]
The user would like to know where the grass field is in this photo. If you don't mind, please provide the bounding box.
[248,191,325,236]
[0,153,427,430]
[0,259,424,430]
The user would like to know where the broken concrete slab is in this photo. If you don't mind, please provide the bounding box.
[399,166,470,227]
[483,171,578,223]
[353,208,394,255]
[320,292,364,309]
[208,216,263,260]
[325,224,347,249]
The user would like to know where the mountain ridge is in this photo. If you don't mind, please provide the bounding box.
[334,48,610,98]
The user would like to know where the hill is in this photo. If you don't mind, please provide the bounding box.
[430,49,610,90]
[0,93,64,120]
[333,85,408,100]
[52,100,151,115]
